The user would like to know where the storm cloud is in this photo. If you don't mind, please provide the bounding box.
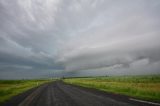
[0,0,160,79]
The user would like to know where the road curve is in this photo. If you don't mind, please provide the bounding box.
[2,81,159,106]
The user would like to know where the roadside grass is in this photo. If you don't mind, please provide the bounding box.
[64,75,160,102]
[0,79,51,104]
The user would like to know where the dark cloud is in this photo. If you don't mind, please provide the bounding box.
[0,0,160,79]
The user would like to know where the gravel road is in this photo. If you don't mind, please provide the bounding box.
[2,81,159,106]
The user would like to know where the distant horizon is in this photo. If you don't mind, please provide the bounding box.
[0,73,160,80]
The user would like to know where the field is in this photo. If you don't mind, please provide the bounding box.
[0,79,51,104]
[64,75,160,102]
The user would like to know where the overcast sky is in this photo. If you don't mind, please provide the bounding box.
[0,0,160,79]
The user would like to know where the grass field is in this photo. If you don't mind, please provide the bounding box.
[0,79,51,104]
[64,75,160,102]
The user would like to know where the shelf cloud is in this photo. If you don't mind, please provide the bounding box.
[0,0,160,79]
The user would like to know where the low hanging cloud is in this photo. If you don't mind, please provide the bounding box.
[0,0,160,79]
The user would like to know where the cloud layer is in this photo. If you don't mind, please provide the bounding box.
[0,0,160,79]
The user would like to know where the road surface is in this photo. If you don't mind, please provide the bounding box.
[3,81,160,106]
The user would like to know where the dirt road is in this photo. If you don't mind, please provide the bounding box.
[3,81,159,106]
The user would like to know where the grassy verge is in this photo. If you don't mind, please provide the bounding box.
[64,75,160,102]
[0,79,51,104]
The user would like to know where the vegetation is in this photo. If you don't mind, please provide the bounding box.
[64,75,160,102]
[0,79,51,104]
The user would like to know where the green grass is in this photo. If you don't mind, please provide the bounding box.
[64,75,160,102]
[0,79,51,104]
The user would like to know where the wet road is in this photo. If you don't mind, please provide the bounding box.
[3,81,159,106]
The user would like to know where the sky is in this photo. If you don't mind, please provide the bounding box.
[0,0,160,79]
